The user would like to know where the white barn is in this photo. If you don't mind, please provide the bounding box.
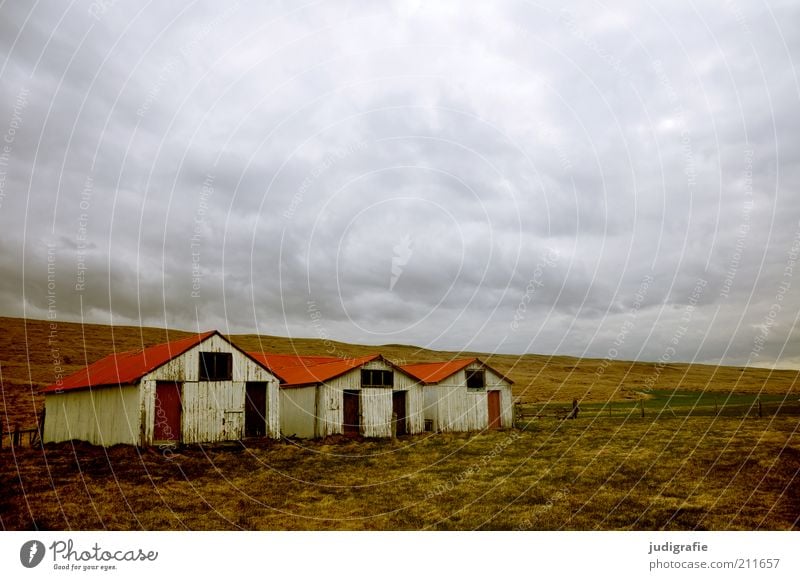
[249,353,424,438]
[41,331,280,446]
[401,358,514,433]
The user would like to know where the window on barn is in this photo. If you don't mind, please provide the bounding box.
[199,352,233,381]
[361,369,393,388]
[466,369,485,390]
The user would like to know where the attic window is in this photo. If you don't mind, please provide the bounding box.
[199,352,232,381]
[466,369,485,390]
[361,369,393,388]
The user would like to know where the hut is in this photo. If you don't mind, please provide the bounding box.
[41,331,280,446]
[249,353,423,438]
[401,358,514,432]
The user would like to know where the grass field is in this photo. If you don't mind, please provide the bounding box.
[1,416,797,530]
[0,316,798,531]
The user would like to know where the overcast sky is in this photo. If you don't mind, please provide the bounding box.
[0,0,798,368]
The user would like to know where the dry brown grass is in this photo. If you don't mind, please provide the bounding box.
[1,417,798,530]
[2,316,798,429]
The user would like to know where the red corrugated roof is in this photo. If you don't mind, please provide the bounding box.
[400,358,476,384]
[254,353,342,371]
[248,352,380,386]
[41,331,217,393]
[400,358,513,385]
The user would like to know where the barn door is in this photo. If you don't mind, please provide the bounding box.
[487,390,501,429]
[154,381,182,441]
[245,382,267,438]
[342,390,360,436]
[392,391,407,436]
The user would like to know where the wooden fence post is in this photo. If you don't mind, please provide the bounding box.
[640,399,645,418]
[13,424,20,448]
[758,397,763,418]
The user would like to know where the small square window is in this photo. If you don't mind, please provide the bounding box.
[199,352,232,381]
[361,369,393,388]
[466,369,485,390]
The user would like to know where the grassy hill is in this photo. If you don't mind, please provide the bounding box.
[1,315,798,429]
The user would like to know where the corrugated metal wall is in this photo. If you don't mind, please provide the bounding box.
[360,388,393,437]
[280,386,316,438]
[43,385,139,445]
[310,360,425,438]
[424,363,514,432]
[140,334,280,444]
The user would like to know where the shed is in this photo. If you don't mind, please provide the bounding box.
[401,358,514,432]
[249,352,423,438]
[41,331,280,446]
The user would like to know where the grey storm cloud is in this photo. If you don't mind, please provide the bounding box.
[0,0,798,368]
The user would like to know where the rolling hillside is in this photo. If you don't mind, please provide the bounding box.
[1,316,797,429]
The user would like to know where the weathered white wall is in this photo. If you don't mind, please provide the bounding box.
[139,334,280,444]
[424,362,514,432]
[43,385,139,445]
[280,386,316,438]
[311,360,424,438]
[423,386,439,432]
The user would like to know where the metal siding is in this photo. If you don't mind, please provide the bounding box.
[361,388,392,438]
[43,385,140,445]
[404,382,425,434]
[318,367,363,436]
[142,334,280,443]
[280,386,317,438]
[316,382,342,437]
[424,364,515,432]
[423,386,439,431]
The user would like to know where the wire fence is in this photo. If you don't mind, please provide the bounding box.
[514,398,800,427]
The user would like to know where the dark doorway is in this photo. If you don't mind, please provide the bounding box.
[154,381,182,441]
[245,382,268,438]
[343,390,360,436]
[487,390,501,429]
[392,391,407,436]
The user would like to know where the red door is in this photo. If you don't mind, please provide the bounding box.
[487,390,501,429]
[343,390,360,436]
[154,381,182,441]
[392,391,407,436]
